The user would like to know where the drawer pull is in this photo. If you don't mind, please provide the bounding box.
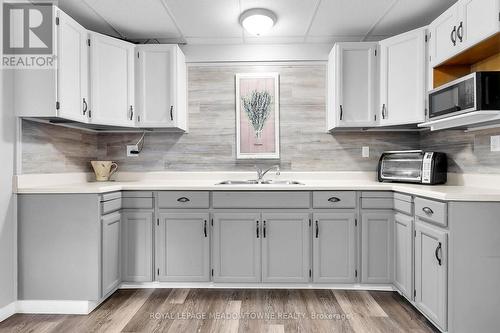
[256,221,259,238]
[204,220,207,238]
[422,207,434,215]
[435,242,442,266]
[177,197,190,203]
[315,221,319,238]
[263,221,267,238]
[328,197,341,203]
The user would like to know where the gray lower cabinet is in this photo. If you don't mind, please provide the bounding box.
[157,212,210,282]
[313,212,357,283]
[261,213,310,283]
[361,211,394,283]
[121,211,154,282]
[102,212,122,296]
[393,212,413,299]
[414,219,448,331]
[212,212,261,283]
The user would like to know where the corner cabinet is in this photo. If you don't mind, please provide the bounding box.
[379,27,427,126]
[157,213,210,282]
[414,219,448,331]
[327,42,378,130]
[89,32,135,127]
[136,45,187,131]
[121,211,153,282]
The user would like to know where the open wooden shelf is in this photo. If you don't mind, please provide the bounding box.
[433,32,500,88]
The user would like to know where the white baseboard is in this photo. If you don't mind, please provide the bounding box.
[120,281,396,291]
[16,300,98,315]
[0,302,16,322]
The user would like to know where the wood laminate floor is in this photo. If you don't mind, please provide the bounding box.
[0,289,439,333]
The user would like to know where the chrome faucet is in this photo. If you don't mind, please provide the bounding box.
[255,165,281,182]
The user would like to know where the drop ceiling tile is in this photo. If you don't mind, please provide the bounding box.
[369,0,458,36]
[308,0,394,37]
[58,0,120,37]
[84,0,180,39]
[166,0,242,38]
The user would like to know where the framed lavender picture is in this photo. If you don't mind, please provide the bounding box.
[235,73,280,159]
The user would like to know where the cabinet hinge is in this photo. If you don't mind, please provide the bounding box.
[425,34,428,43]
[211,269,214,277]
[355,269,358,278]
[374,114,377,121]
[88,110,92,118]
[87,39,90,47]
[137,52,140,58]
[157,218,159,226]
[414,230,417,237]
[355,218,358,227]
[55,17,59,25]
[137,115,141,122]
[374,49,377,56]
[157,268,160,275]
[309,269,312,278]
[309,219,311,227]
[55,101,60,110]
[414,289,417,297]
[211,219,213,227]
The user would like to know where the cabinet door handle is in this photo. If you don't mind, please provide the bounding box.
[381,104,386,119]
[422,207,434,215]
[204,220,207,238]
[435,242,442,266]
[263,221,266,238]
[328,197,341,203]
[315,221,319,238]
[457,21,463,42]
[177,197,190,203]
[450,26,457,46]
[339,105,343,120]
[170,106,174,121]
[82,98,88,115]
[129,105,134,121]
[256,221,259,238]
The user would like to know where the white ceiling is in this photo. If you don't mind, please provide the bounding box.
[58,0,458,45]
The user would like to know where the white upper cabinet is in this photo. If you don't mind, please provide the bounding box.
[429,0,499,66]
[327,42,378,130]
[89,32,135,127]
[56,9,89,123]
[379,27,427,126]
[459,0,500,49]
[136,45,187,131]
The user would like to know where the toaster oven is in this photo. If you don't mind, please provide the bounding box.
[378,150,447,185]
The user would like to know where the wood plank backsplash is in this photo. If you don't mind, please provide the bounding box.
[20,64,500,174]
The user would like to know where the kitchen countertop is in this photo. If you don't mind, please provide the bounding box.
[14,171,500,202]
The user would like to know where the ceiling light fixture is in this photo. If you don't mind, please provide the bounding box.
[239,8,277,36]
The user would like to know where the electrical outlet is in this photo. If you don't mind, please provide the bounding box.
[127,145,139,157]
[362,146,370,158]
[491,136,500,152]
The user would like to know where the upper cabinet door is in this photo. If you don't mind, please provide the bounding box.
[56,9,89,123]
[379,27,427,126]
[89,32,135,127]
[327,42,378,130]
[459,0,500,49]
[136,45,187,131]
[429,3,459,66]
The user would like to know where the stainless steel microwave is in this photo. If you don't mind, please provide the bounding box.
[428,71,500,120]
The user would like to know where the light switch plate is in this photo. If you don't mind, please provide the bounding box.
[362,146,370,158]
[491,136,500,152]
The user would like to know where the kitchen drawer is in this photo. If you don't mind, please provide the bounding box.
[213,192,310,209]
[122,197,154,209]
[101,192,121,202]
[415,197,447,227]
[101,198,122,215]
[158,191,209,209]
[313,191,356,209]
[394,192,412,202]
[394,199,412,215]
[361,197,393,209]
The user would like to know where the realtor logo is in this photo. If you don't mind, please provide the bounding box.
[2,1,56,69]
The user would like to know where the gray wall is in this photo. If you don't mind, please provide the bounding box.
[0,0,17,309]
[22,64,419,173]
[20,63,500,174]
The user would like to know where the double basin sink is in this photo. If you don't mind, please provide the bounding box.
[217,180,304,185]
